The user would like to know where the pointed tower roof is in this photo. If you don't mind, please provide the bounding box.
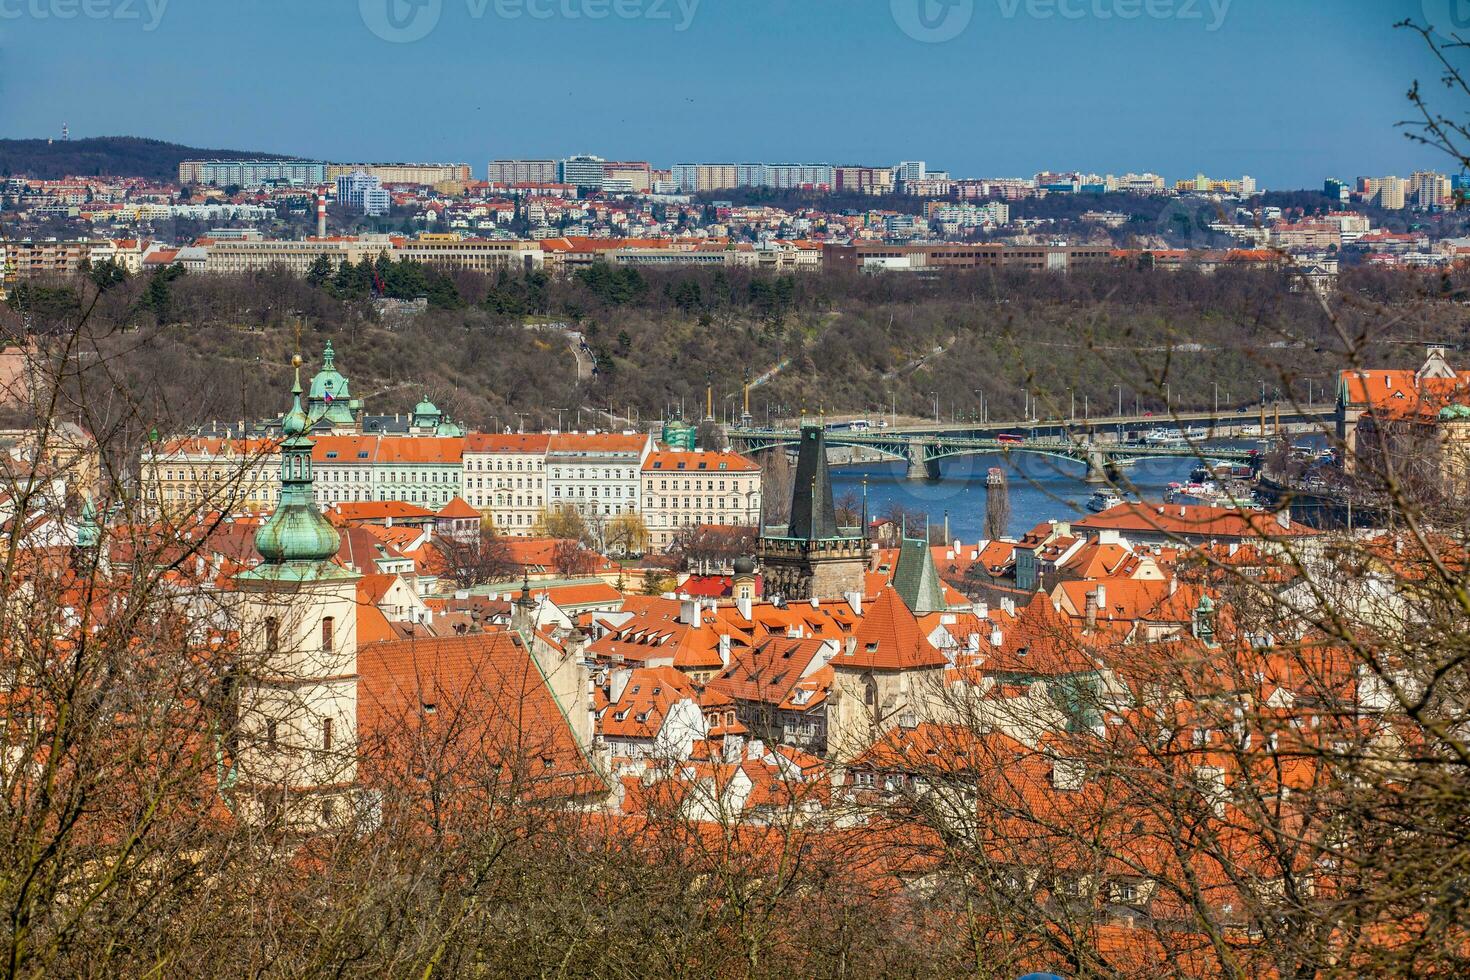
[839,587,947,671]
[787,424,846,541]
[892,535,947,615]
[240,355,351,583]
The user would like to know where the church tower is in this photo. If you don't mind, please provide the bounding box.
[306,340,363,432]
[757,425,868,601]
[233,355,361,829]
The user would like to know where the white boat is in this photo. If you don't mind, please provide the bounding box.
[1143,427,1187,447]
[1087,488,1124,512]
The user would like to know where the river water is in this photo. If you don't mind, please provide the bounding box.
[828,443,1271,541]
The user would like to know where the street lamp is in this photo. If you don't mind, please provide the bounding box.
[973,388,988,425]
[931,391,940,424]
[1259,379,1266,406]
[1068,387,1075,422]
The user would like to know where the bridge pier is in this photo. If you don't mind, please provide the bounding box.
[1083,443,1109,484]
[906,440,941,481]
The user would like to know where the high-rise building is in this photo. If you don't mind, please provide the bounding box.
[1410,171,1452,209]
[325,163,471,186]
[1365,176,1408,210]
[559,155,607,190]
[834,166,896,195]
[896,161,927,184]
[487,159,558,185]
[336,171,388,215]
[179,159,329,188]
[361,187,391,217]
[602,161,653,193]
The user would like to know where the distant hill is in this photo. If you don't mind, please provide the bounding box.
[0,136,298,182]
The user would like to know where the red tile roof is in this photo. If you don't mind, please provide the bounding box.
[836,588,947,671]
[462,432,551,454]
[358,631,603,801]
[436,496,480,520]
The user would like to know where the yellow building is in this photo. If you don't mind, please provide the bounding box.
[139,436,281,518]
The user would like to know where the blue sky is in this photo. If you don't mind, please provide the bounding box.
[0,0,1460,186]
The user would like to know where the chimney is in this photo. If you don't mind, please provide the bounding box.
[1276,509,1291,530]
[1169,577,1178,597]
[680,598,702,628]
[609,667,631,705]
[844,635,857,657]
[1095,583,1106,610]
[990,625,1003,647]
[845,591,863,616]
[810,596,820,609]
[735,595,752,619]
[974,600,988,619]
[718,634,731,669]
[317,191,327,239]
[1084,589,1099,631]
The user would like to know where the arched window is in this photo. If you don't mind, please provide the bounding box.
[264,617,279,654]
[321,616,334,654]
[863,675,878,708]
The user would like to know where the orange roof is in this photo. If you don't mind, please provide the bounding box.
[376,438,464,464]
[356,603,397,645]
[836,588,947,671]
[643,450,759,472]
[1075,502,1316,540]
[326,501,436,525]
[462,432,551,454]
[547,432,648,454]
[599,665,701,740]
[357,631,603,802]
[436,496,480,520]
[533,581,623,609]
[709,636,833,709]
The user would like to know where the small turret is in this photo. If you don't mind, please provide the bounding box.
[250,355,343,573]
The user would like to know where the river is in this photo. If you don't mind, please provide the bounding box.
[828,442,1280,542]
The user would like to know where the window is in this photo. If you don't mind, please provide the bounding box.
[321,616,334,653]
[321,798,336,823]
[322,717,334,751]
[265,718,278,750]
[264,617,279,654]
